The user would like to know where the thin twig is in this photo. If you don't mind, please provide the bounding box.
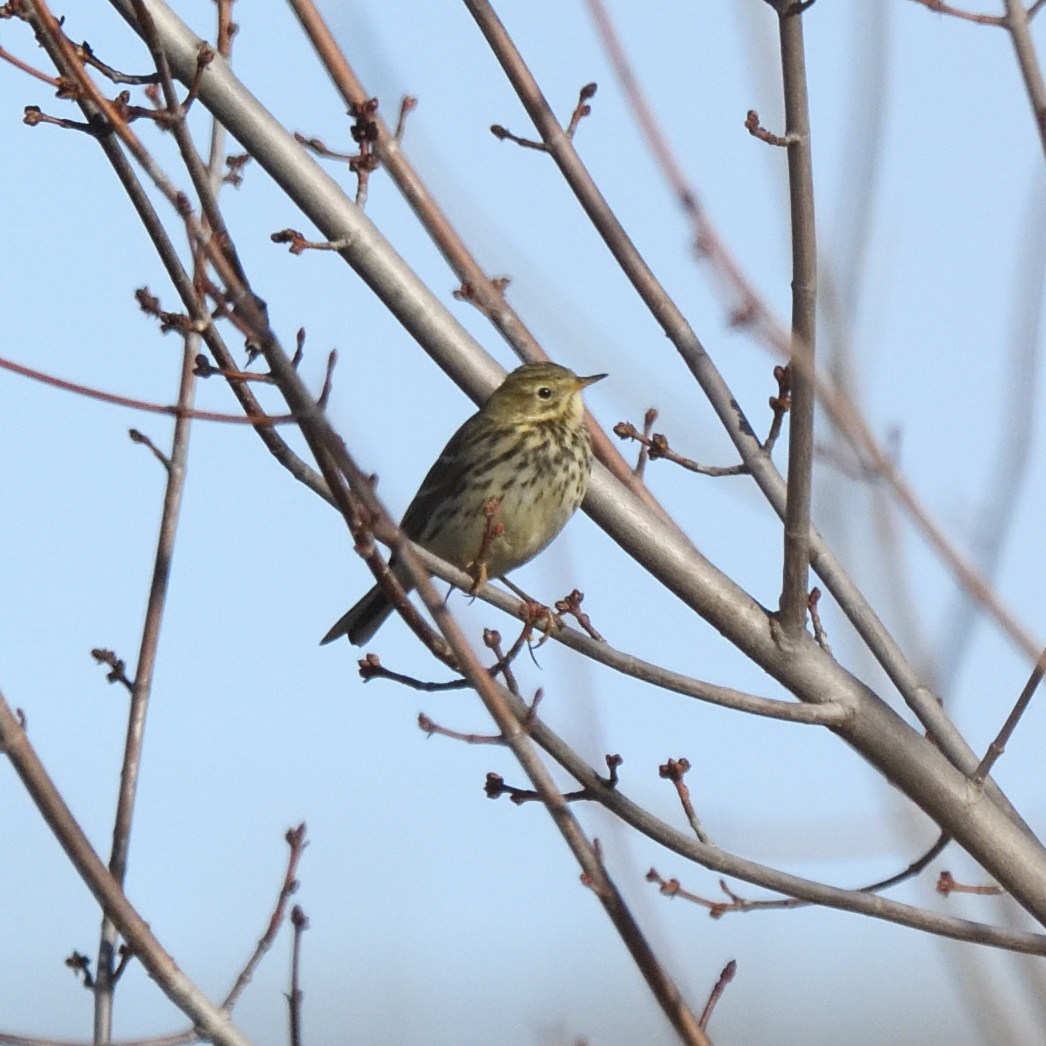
[0,42,64,84]
[223,824,308,1011]
[614,422,747,477]
[483,628,521,694]
[972,646,1046,785]
[96,330,198,1039]
[907,0,1005,25]
[0,352,294,424]
[698,960,737,1031]
[287,906,308,1046]
[418,714,505,745]
[660,758,711,845]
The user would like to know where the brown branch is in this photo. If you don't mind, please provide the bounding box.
[613,366,791,478]
[486,752,621,806]
[937,871,1005,896]
[554,590,604,643]
[96,330,198,1036]
[698,960,737,1031]
[271,227,353,254]
[775,2,817,636]
[287,906,308,1046]
[0,41,63,84]
[482,628,522,694]
[223,824,308,1011]
[0,353,294,425]
[744,109,797,146]
[614,422,747,477]
[631,407,657,477]
[806,587,831,653]
[659,758,711,845]
[359,654,470,692]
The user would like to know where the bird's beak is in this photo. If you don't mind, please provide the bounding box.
[577,373,607,390]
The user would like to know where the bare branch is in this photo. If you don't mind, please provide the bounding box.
[0,689,256,1046]
[775,3,817,636]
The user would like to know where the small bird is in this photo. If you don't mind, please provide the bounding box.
[321,361,606,646]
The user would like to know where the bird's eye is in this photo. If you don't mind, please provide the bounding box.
[537,386,553,399]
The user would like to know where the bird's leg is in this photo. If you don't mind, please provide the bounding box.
[501,578,561,644]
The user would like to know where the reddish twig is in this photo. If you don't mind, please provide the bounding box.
[565,82,598,137]
[807,587,831,653]
[419,688,545,745]
[192,355,276,384]
[288,905,309,1046]
[659,758,711,844]
[554,589,604,643]
[74,39,160,84]
[23,103,108,135]
[0,41,64,84]
[467,496,505,591]
[270,227,353,254]
[744,108,797,146]
[648,832,954,922]
[0,353,295,425]
[223,824,309,1011]
[393,95,417,139]
[614,366,790,478]
[491,82,597,149]
[698,960,737,1031]
[937,871,1004,896]
[613,422,745,477]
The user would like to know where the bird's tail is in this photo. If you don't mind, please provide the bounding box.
[319,584,396,646]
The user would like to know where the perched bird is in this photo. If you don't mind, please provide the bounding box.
[321,361,606,646]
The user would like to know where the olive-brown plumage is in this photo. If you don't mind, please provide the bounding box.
[321,362,605,646]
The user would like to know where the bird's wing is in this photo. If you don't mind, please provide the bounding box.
[397,414,493,539]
